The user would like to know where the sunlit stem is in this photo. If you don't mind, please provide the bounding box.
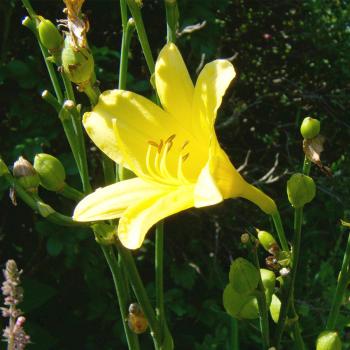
[271,211,289,252]
[61,75,92,194]
[42,90,61,113]
[59,184,84,201]
[274,156,310,348]
[100,244,141,350]
[119,18,136,90]
[326,231,350,330]
[1,171,85,227]
[115,241,162,349]
[164,0,178,43]
[126,0,155,74]
[248,237,269,349]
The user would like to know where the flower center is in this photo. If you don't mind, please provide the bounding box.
[145,134,192,185]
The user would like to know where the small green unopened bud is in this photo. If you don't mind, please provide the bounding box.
[287,173,316,208]
[223,284,258,319]
[258,230,279,253]
[300,117,321,139]
[269,294,281,323]
[13,156,40,193]
[229,258,259,294]
[34,153,66,192]
[61,36,94,84]
[316,331,342,350]
[38,18,63,51]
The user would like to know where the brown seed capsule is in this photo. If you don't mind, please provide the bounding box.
[127,303,148,334]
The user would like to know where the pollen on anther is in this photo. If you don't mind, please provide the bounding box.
[148,141,158,148]
[181,140,189,150]
[182,153,190,162]
[165,134,176,144]
[157,140,164,153]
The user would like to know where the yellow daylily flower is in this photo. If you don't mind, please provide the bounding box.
[73,43,277,249]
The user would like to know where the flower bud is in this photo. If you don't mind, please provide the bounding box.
[223,284,258,319]
[300,117,321,139]
[61,36,94,84]
[229,258,259,294]
[287,173,316,208]
[13,156,40,193]
[269,294,281,323]
[258,230,279,253]
[240,233,250,244]
[33,153,66,192]
[38,18,63,51]
[261,268,276,305]
[316,331,342,350]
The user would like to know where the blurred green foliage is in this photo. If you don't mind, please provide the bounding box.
[1,0,350,349]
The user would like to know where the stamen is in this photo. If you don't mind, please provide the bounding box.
[146,143,164,182]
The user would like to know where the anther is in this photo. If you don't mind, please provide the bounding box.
[165,134,176,144]
[157,140,164,154]
[148,141,158,148]
[182,153,190,162]
[181,140,189,150]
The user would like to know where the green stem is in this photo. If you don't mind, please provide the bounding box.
[21,4,64,104]
[292,321,306,350]
[155,222,173,348]
[61,77,92,193]
[102,154,116,185]
[326,231,350,330]
[59,184,84,201]
[126,0,155,74]
[155,222,165,326]
[119,18,136,90]
[115,241,162,348]
[251,242,270,349]
[274,208,304,348]
[3,173,84,227]
[100,245,140,350]
[164,0,178,43]
[230,318,239,350]
[271,211,289,252]
[83,83,100,106]
[41,90,61,113]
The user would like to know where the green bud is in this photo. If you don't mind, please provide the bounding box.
[287,173,316,208]
[223,284,258,319]
[61,36,94,84]
[258,230,279,253]
[300,117,321,139]
[34,153,66,192]
[269,294,281,323]
[229,258,259,294]
[261,268,276,304]
[13,156,40,193]
[38,18,63,51]
[316,331,342,350]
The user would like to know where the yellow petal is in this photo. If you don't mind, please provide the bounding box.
[194,137,246,207]
[118,186,194,249]
[73,178,169,222]
[155,43,194,131]
[193,59,236,137]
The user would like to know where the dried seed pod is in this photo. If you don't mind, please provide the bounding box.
[13,157,40,193]
[127,303,148,334]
